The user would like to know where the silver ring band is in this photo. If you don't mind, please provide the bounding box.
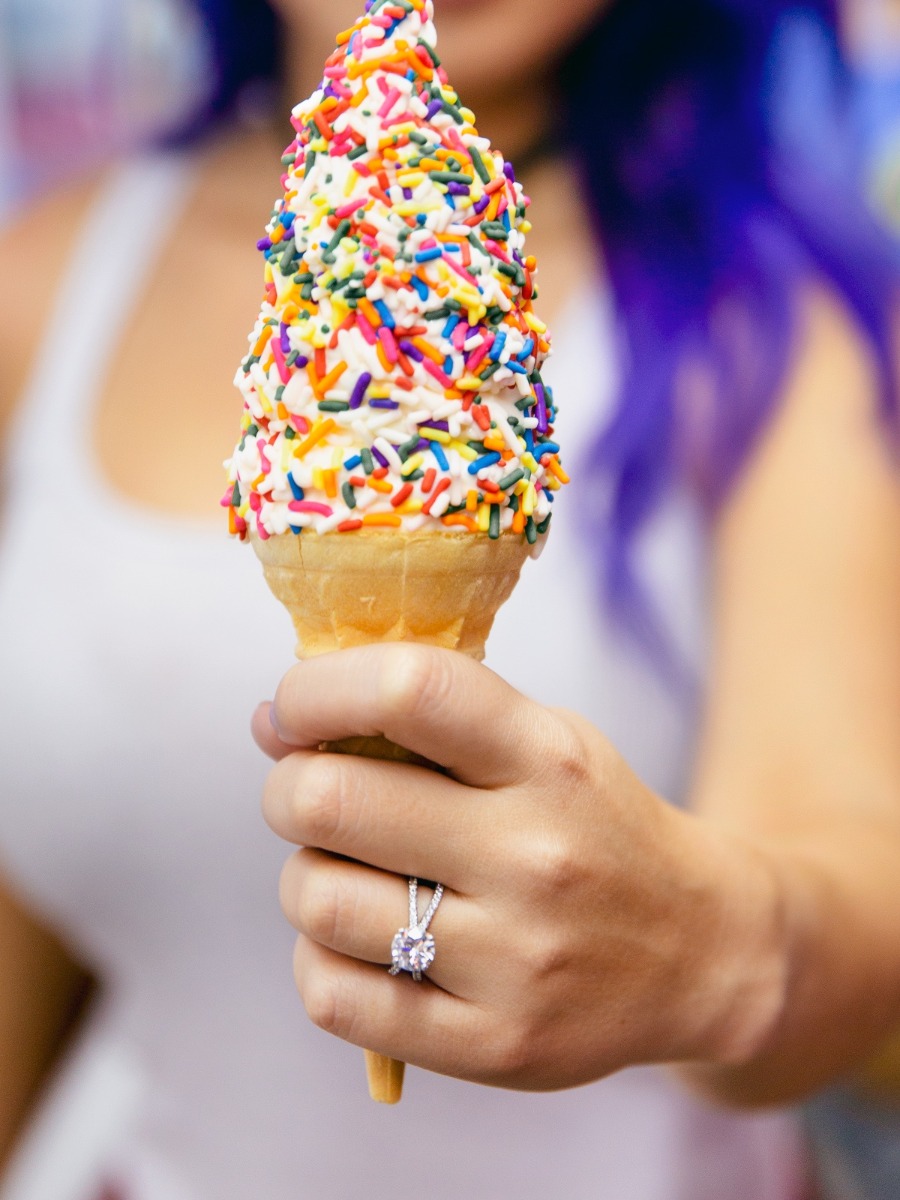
[389,878,444,981]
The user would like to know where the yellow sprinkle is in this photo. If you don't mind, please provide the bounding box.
[524,312,548,334]
[451,441,478,461]
[456,375,483,392]
[401,453,425,476]
[477,505,491,533]
[396,171,426,187]
[420,427,451,445]
[312,468,325,491]
[394,501,423,516]
[522,484,536,516]
[521,453,540,474]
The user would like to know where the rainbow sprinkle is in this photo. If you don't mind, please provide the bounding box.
[225,0,566,544]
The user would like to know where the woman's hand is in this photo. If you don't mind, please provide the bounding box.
[252,645,784,1091]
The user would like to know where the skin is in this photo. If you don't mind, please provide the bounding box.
[0,0,897,1165]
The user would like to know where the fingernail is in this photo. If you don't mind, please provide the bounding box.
[268,703,281,735]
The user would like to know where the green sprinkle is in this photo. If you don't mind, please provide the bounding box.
[508,493,520,512]
[482,222,509,241]
[342,483,357,509]
[526,517,538,545]
[498,468,525,490]
[469,145,491,185]
[286,350,302,367]
[285,426,296,440]
[304,150,316,178]
[489,505,501,540]
[537,514,553,535]
[429,170,473,185]
[231,482,241,506]
[360,447,375,475]
[247,424,259,437]
[405,469,425,482]
[275,385,286,402]
[424,307,451,321]
[409,130,430,145]
[348,144,368,161]
[480,362,502,381]
[441,100,464,125]
[322,219,352,264]
[318,400,349,412]
[417,37,440,67]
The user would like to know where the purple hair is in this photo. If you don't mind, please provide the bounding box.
[195,0,897,662]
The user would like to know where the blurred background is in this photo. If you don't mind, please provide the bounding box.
[0,0,898,234]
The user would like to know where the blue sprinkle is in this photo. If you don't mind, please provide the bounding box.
[517,337,535,361]
[525,429,535,453]
[443,355,455,375]
[289,525,303,535]
[288,475,305,502]
[506,361,528,375]
[410,276,429,301]
[344,454,363,470]
[535,441,560,457]
[468,452,502,475]
[490,331,508,362]
[373,300,395,329]
[442,314,461,339]
[416,213,428,225]
[280,212,296,230]
[431,443,450,471]
[502,210,512,232]
[415,246,443,264]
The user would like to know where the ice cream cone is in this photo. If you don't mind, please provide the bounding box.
[252,528,531,1102]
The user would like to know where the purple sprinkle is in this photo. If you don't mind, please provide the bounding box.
[369,399,400,410]
[349,371,373,409]
[535,384,549,435]
[419,419,450,432]
[296,355,309,369]
[257,237,272,252]
[503,162,516,182]
[447,183,470,196]
[398,340,425,362]
[426,100,443,121]
[402,187,413,200]
[416,439,431,452]
[280,324,291,354]
[372,447,389,469]
[473,196,490,216]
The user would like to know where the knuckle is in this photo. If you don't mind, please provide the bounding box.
[296,868,360,950]
[301,974,343,1035]
[295,756,346,845]
[487,1021,537,1083]
[378,644,453,724]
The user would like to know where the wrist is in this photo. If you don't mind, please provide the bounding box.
[668,810,790,1073]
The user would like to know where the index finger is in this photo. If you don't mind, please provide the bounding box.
[271,645,547,787]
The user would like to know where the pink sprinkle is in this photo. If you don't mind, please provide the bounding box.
[382,112,412,129]
[324,66,347,80]
[331,81,352,100]
[257,440,272,474]
[352,161,372,178]
[485,239,510,263]
[466,335,494,373]
[452,323,469,350]
[378,87,401,120]
[335,197,366,220]
[445,127,466,154]
[256,517,270,540]
[423,358,454,389]
[356,312,378,345]
[249,492,262,512]
[271,339,291,385]
[378,326,399,364]
[371,13,392,29]
[234,514,248,534]
[444,257,480,289]
[289,501,333,516]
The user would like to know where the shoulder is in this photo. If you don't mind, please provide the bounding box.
[0,170,106,443]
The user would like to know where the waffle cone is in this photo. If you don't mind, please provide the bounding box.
[252,529,531,1103]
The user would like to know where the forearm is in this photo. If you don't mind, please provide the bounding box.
[682,810,900,1108]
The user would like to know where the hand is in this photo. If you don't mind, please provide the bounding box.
[252,646,784,1091]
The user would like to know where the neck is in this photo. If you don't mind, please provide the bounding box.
[283,22,556,164]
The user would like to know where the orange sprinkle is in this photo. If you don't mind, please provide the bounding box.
[362,514,403,528]
[547,459,571,484]
[253,326,274,356]
[323,470,338,500]
[441,514,479,532]
[512,508,526,534]
[368,478,393,494]
[466,490,478,512]
[319,361,348,393]
[391,483,414,508]
[313,111,334,141]
[376,341,392,373]
[358,297,381,327]
[306,362,323,401]
[338,519,364,532]
[294,418,337,459]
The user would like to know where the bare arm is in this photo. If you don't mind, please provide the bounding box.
[0,883,93,1171]
[684,288,900,1104]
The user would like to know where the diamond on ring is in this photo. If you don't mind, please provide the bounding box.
[389,879,443,981]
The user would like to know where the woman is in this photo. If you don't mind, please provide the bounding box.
[0,1,897,1198]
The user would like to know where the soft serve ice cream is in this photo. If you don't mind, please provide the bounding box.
[225,0,567,545]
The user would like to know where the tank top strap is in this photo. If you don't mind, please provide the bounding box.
[7,154,200,472]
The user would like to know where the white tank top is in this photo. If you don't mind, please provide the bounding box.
[0,155,801,1200]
